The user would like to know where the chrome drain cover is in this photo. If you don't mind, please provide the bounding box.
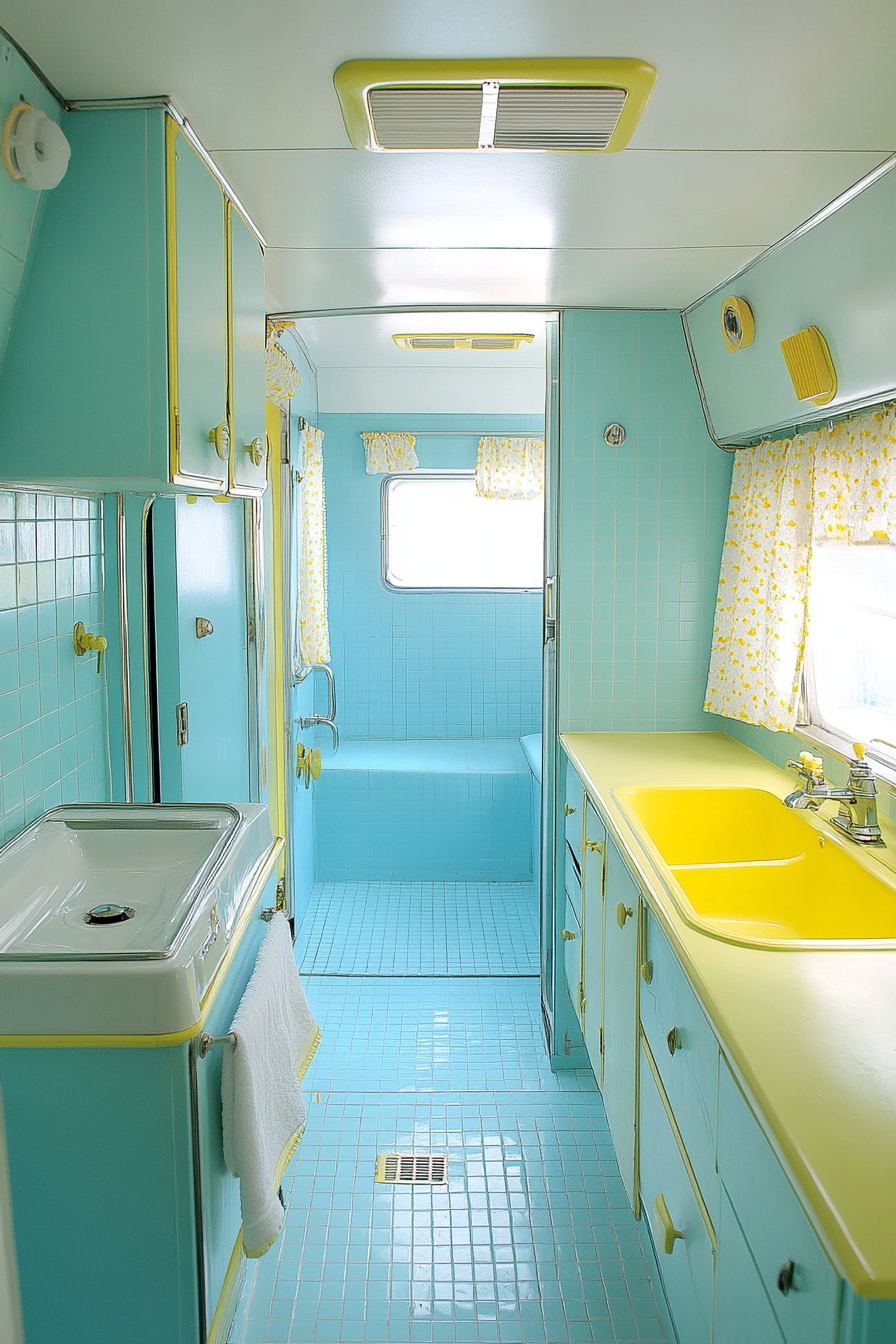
[85,904,136,925]
[375,1153,448,1184]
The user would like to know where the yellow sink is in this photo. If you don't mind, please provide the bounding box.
[614,786,896,947]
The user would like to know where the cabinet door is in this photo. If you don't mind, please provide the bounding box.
[564,765,584,867]
[639,1041,715,1344]
[715,1189,786,1344]
[581,800,606,1071]
[601,838,640,1203]
[169,124,228,490]
[228,204,268,496]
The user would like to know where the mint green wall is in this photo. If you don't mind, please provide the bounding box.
[558,309,732,732]
[0,489,110,846]
[685,160,896,444]
[0,36,64,374]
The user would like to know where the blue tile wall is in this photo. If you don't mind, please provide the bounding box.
[558,310,732,732]
[0,490,110,845]
[0,39,65,373]
[317,414,544,741]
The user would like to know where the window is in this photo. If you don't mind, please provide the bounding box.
[803,544,896,768]
[382,472,543,591]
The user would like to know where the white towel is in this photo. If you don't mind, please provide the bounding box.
[221,913,320,1257]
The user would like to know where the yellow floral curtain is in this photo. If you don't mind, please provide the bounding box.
[361,432,418,474]
[475,437,544,500]
[705,405,896,732]
[297,424,330,666]
[265,341,302,407]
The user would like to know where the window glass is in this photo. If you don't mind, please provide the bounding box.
[806,544,896,760]
[383,473,543,590]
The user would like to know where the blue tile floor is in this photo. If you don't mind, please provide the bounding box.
[228,885,665,1344]
[296,884,539,977]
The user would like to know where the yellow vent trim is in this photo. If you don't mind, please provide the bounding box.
[392,333,535,351]
[780,326,837,406]
[335,59,657,153]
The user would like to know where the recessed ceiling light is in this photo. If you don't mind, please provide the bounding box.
[392,333,536,351]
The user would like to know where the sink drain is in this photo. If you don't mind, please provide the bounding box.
[85,904,136,925]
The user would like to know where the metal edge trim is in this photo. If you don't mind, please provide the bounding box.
[0,24,68,109]
[117,495,134,801]
[0,836,284,1047]
[678,310,731,452]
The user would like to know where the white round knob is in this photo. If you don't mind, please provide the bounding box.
[7,108,71,190]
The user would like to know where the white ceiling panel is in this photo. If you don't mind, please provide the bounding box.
[4,0,896,152]
[295,312,549,368]
[215,146,886,249]
[266,245,767,313]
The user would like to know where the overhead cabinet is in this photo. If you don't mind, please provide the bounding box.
[0,107,267,496]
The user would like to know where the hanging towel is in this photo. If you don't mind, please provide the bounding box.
[361,431,418,474]
[221,913,321,1257]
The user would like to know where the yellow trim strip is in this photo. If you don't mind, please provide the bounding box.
[206,1229,246,1344]
[225,197,235,494]
[640,1027,717,1253]
[0,836,284,1049]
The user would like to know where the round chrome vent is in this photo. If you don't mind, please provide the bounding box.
[84,904,136,925]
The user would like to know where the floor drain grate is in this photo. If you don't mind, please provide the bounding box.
[375,1153,448,1184]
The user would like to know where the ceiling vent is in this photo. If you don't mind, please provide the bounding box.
[335,59,657,153]
[392,333,535,351]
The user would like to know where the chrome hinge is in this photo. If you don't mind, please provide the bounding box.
[276,879,286,910]
[599,1025,604,1057]
[247,617,256,644]
[176,701,189,746]
[563,1029,571,1056]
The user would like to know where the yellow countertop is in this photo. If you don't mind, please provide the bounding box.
[561,730,896,1298]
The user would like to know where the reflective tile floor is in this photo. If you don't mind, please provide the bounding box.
[228,883,665,1344]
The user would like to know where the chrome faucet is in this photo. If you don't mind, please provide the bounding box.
[784,744,885,847]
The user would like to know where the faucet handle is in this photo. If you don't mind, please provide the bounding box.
[853,742,866,760]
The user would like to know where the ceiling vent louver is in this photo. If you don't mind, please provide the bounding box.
[335,59,657,153]
[392,333,535,351]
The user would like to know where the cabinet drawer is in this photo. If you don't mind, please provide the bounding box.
[562,894,583,1027]
[715,1188,786,1343]
[718,1061,840,1344]
[640,910,719,1202]
[564,766,584,866]
[639,1039,714,1344]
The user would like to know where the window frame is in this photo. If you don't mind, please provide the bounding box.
[380,469,544,594]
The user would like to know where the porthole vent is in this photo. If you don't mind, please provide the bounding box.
[335,59,657,153]
[375,1153,449,1184]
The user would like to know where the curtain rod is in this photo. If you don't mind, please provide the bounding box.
[361,430,543,437]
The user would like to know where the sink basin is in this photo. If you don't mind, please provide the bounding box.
[0,803,279,1036]
[614,786,896,947]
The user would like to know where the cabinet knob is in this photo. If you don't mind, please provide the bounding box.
[244,436,265,468]
[666,1026,682,1055]
[561,928,577,941]
[641,960,654,984]
[616,902,634,929]
[585,839,604,853]
[564,804,576,816]
[653,1193,685,1255]
[208,422,231,460]
[776,1261,796,1296]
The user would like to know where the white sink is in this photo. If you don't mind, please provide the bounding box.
[0,803,279,1037]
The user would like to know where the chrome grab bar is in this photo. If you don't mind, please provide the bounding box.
[294,662,339,750]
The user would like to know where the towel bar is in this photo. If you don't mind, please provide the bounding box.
[198,1031,236,1058]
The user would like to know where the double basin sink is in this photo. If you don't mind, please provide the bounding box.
[614,786,896,948]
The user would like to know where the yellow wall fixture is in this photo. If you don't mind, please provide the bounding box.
[1,102,71,189]
[392,333,535,351]
[720,296,755,352]
[334,59,657,152]
[780,326,838,405]
[73,621,107,674]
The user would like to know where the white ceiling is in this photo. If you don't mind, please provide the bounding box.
[6,0,896,312]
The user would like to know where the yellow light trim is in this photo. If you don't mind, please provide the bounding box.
[392,333,535,351]
[334,58,657,153]
[780,326,838,406]
[0,836,284,1049]
[720,296,755,353]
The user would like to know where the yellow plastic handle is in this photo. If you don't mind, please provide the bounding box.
[244,437,264,468]
[208,422,231,460]
[653,1193,685,1255]
[616,902,634,929]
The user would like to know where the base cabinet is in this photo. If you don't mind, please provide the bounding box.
[715,1190,786,1344]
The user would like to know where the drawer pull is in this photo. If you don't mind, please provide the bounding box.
[641,959,653,984]
[565,804,577,816]
[666,1026,682,1055]
[585,839,604,853]
[561,928,577,941]
[776,1261,796,1296]
[653,1193,685,1255]
[616,902,634,928]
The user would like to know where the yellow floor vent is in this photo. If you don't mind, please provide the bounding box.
[335,59,657,153]
[375,1153,449,1184]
